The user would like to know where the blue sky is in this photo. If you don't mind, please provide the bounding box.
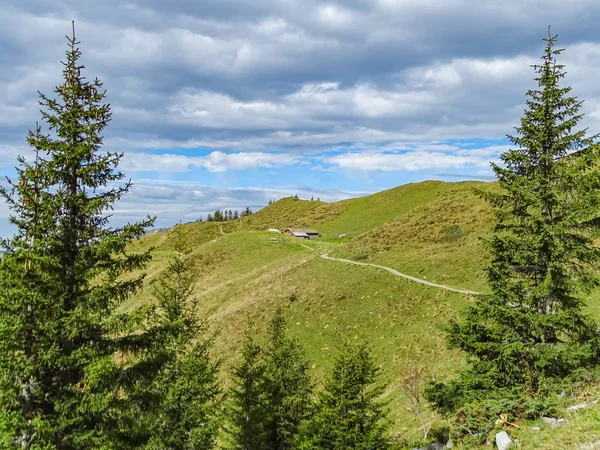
[2,0,600,234]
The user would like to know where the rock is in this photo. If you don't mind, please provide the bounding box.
[542,416,566,428]
[567,400,598,411]
[427,444,444,450]
[531,426,541,431]
[495,431,513,450]
[446,438,453,448]
[579,441,600,449]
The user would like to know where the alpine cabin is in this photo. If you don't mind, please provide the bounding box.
[285,228,320,240]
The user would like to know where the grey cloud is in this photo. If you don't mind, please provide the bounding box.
[3,0,600,157]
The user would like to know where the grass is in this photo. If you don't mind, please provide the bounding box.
[122,179,600,448]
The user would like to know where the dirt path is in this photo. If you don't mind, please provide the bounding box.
[320,254,480,296]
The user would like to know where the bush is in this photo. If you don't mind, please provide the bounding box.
[439,224,465,242]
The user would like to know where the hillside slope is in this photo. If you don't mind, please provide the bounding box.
[124,179,600,448]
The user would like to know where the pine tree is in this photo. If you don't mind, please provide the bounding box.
[233,210,239,220]
[427,30,600,415]
[298,342,391,450]
[227,331,272,450]
[0,25,154,447]
[142,225,221,449]
[263,310,312,450]
[207,213,213,222]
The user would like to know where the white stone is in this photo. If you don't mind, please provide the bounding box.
[567,400,598,411]
[496,431,513,450]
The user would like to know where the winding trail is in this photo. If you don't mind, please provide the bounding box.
[320,253,481,296]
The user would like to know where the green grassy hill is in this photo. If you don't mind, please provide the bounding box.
[124,180,600,449]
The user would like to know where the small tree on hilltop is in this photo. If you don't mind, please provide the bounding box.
[427,29,600,422]
[298,342,391,450]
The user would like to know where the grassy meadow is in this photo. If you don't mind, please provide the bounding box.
[123,179,600,447]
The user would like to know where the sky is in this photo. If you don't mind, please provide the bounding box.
[2,0,600,234]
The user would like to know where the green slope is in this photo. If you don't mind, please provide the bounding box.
[123,179,600,448]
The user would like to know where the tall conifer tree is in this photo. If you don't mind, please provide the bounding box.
[0,25,154,447]
[428,30,600,414]
[141,226,221,449]
[227,311,312,450]
[298,342,391,450]
[227,332,271,450]
[264,310,312,450]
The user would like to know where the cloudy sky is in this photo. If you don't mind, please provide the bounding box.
[2,0,600,234]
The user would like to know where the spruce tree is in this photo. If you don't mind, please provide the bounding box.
[298,342,391,450]
[142,226,221,449]
[0,25,154,447]
[427,30,600,415]
[227,331,271,450]
[264,310,312,450]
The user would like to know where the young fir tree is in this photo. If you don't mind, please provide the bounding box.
[0,25,154,447]
[298,342,391,450]
[264,310,312,450]
[227,331,272,450]
[427,30,600,415]
[142,225,221,449]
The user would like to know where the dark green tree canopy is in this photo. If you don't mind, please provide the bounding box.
[299,342,391,450]
[427,30,600,419]
[0,25,154,447]
[227,330,272,450]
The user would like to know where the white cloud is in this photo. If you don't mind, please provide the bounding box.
[120,151,300,172]
[323,146,508,172]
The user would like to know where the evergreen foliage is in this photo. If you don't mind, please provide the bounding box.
[140,225,221,449]
[263,310,313,450]
[427,30,600,432]
[227,331,271,450]
[227,311,312,450]
[298,342,391,450]
[0,25,154,447]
